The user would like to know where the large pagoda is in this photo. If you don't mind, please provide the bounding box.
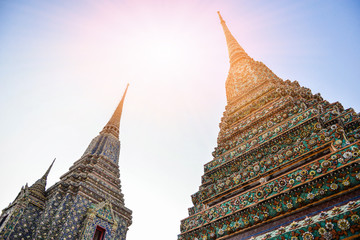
[178,13,360,240]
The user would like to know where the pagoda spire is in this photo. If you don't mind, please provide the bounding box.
[41,158,55,180]
[100,84,129,139]
[217,12,280,103]
[217,11,250,66]
[30,159,55,191]
[26,159,56,208]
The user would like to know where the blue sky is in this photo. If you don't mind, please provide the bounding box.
[0,1,359,239]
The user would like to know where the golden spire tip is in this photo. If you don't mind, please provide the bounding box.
[217,11,224,23]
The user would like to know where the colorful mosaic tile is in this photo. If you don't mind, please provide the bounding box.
[179,13,360,240]
[0,86,132,239]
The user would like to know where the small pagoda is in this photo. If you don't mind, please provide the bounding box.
[0,85,132,240]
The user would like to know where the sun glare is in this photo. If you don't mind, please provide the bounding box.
[129,26,191,72]
[147,35,184,66]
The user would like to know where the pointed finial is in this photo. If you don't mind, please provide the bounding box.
[218,12,250,66]
[26,159,55,208]
[42,158,56,180]
[217,11,224,23]
[101,84,129,138]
